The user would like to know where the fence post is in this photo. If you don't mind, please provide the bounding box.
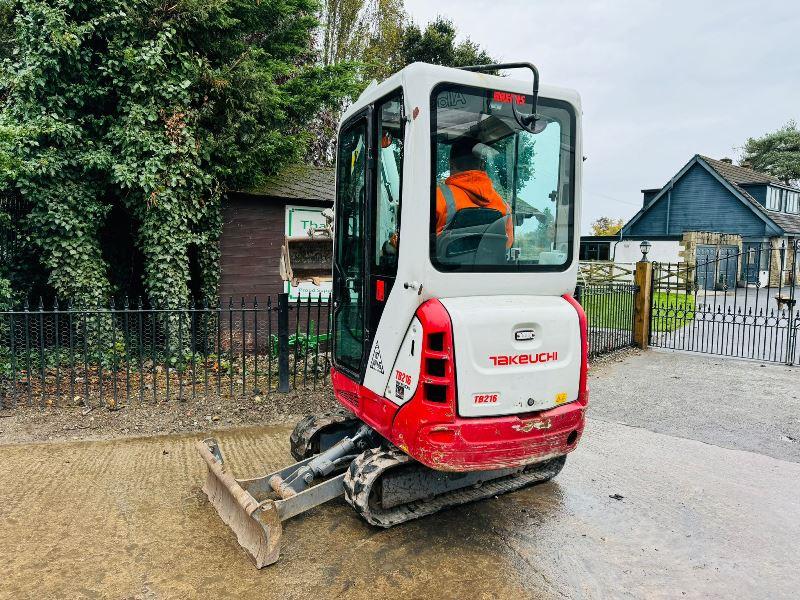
[277,293,290,392]
[633,261,653,349]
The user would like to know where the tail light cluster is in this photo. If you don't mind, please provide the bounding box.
[416,300,456,409]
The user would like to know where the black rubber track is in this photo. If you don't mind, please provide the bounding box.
[343,446,567,528]
[289,407,360,461]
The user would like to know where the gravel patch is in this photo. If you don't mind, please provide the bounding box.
[0,383,338,444]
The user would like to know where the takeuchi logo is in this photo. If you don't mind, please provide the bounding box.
[489,352,558,366]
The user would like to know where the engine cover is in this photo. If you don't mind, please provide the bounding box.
[441,295,581,417]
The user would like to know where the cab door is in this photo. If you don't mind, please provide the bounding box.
[332,111,371,378]
[332,93,404,385]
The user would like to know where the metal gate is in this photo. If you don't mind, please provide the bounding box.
[695,245,738,290]
[650,240,799,364]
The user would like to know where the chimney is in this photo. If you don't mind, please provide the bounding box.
[720,157,733,164]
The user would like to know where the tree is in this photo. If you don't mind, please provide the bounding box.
[397,16,494,68]
[590,217,624,236]
[311,11,497,165]
[320,0,405,81]
[1,0,357,308]
[0,122,17,310]
[742,121,800,186]
[308,0,405,165]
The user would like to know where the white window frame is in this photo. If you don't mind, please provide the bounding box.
[765,186,782,211]
[785,190,800,214]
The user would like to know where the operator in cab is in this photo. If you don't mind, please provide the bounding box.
[435,137,514,248]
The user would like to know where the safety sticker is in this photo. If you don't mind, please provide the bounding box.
[369,342,384,374]
[555,392,567,405]
[394,369,412,400]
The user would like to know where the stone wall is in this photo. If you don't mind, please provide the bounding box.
[678,231,743,267]
[770,236,799,287]
[670,231,797,288]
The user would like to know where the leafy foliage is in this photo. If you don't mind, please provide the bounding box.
[590,217,624,236]
[308,0,404,164]
[320,0,405,80]
[310,10,497,165]
[742,121,800,186]
[0,0,357,309]
[398,17,494,68]
[0,119,19,310]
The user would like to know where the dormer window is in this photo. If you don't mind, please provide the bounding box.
[766,186,782,210]
[785,189,800,214]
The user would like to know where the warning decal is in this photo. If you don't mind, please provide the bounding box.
[369,342,384,374]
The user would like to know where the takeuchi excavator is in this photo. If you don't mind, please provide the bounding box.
[197,61,588,567]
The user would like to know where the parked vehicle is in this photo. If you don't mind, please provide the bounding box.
[197,61,587,567]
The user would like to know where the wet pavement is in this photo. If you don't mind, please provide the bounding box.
[1,411,799,599]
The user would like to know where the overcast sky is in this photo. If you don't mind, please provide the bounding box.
[405,0,800,229]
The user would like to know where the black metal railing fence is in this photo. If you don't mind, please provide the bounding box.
[0,293,332,409]
[576,282,637,358]
[1,283,640,410]
[650,240,799,364]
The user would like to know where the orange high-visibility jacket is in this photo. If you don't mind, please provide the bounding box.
[435,170,514,247]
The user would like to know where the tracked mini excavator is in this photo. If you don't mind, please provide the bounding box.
[197,62,588,567]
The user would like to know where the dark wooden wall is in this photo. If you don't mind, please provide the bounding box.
[219,195,283,302]
[218,194,331,302]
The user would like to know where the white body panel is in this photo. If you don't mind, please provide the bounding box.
[383,317,423,405]
[343,63,582,403]
[443,296,581,417]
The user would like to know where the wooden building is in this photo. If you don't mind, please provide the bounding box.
[219,164,335,302]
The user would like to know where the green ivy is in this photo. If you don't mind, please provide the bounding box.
[0,0,358,309]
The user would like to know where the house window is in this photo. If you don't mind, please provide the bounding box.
[766,187,782,211]
[785,190,800,214]
[579,242,610,261]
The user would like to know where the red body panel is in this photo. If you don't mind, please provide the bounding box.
[332,295,589,472]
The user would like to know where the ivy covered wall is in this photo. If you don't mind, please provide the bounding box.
[0,0,358,308]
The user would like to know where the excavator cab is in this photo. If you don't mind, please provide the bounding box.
[197,62,587,568]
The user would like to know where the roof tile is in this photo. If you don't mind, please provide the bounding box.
[244,164,335,202]
[700,156,800,234]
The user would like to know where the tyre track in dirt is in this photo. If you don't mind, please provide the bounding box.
[1,418,799,599]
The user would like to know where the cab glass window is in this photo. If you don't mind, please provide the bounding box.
[374,93,404,272]
[430,84,575,272]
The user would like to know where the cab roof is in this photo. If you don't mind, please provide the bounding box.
[342,62,581,125]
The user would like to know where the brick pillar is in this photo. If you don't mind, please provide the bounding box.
[768,237,784,287]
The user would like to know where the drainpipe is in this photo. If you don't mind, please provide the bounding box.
[612,229,624,262]
[665,176,675,234]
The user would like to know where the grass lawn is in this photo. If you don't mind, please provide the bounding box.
[581,290,636,330]
[650,290,696,332]
[581,289,695,332]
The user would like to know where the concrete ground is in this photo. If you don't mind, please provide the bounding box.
[589,350,800,462]
[1,350,799,599]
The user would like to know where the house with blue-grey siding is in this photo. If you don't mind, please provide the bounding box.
[581,155,800,286]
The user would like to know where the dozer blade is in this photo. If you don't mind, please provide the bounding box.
[197,437,349,568]
[196,438,282,568]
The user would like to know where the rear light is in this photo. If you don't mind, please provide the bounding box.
[424,383,447,403]
[416,300,457,408]
[425,357,446,377]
